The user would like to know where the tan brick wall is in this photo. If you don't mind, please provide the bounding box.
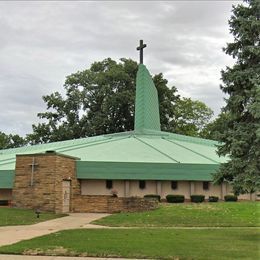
[12,153,78,213]
[161,181,190,199]
[54,156,79,213]
[107,197,158,213]
[13,155,56,211]
[80,180,125,197]
[72,195,109,213]
[72,195,158,213]
[129,180,157,197]
[193,181,222,199]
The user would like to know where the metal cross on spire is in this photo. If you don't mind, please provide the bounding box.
[136,40,147,64]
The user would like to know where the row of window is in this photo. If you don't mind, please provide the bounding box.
[106,180,210,190]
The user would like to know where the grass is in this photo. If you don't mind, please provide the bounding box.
[0,228,259,259]
[0,202,259,259]
[93,202,260,227]
[0,208,66,226]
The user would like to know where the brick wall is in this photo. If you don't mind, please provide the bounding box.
[107,196,159,213]
[72,195,158,213]
[12,153,78,213]
[54,155,79,213]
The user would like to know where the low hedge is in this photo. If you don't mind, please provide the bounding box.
[224,195,238,202]
[144,194,161,201]
[208,196,219,202]
[166,194,185,203]
[190,195,205,203]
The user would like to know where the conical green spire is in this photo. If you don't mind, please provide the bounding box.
[134,64,161,132]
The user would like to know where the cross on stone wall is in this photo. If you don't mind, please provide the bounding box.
[28,157,39,186]
[137,40,147,64]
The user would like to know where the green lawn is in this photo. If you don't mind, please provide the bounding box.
[93,202,260,227]
[0,208,66,226]
[0,228,259,259]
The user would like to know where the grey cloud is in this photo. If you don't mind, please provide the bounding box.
[0,1,239,136]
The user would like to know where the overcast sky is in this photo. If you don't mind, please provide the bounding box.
[0,1,240,136]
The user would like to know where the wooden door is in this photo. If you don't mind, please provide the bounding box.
[62,180,71,213]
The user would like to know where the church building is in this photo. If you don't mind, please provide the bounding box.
[0,42,255,213]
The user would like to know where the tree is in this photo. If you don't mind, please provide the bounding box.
[200,112,230,141]
[153,73,180,131]
[214,0,260,194]
[28,58,138,143]
[27,58,213,144]
[0,131,27,149]
[170,98,213,137]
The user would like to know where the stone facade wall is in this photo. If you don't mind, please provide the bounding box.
[13,155,56,211]
[72,195,109,213]
[72,195,158,213]
[12,153,78,213]
[108,197,158,213]
[54,155,79,213]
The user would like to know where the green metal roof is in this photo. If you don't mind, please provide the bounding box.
[0,170,14,189]
[134,64,161,131]
[0,64,228,188]
[0,130,227,187]
[77,161,219,181]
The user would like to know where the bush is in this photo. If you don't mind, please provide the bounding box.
[166,195,185,203]
[208,196,219,202]
[224,195,238,202]
[190,195,205,203]
[144,194,161,201]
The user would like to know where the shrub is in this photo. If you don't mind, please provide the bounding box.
[144,194,161,201]
[166,195,185,203]
[224,195,238,202]
[208,196,219,202]
[190,195,205,203]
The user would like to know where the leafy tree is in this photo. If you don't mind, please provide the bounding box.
[0,131,27,149]
[200,112,230,141]
[27,58,213,144]
[214,0,260,194]
[0,132,9,149]
[28,58,138,143]
[153,73,180,131]
[170,98,213,137]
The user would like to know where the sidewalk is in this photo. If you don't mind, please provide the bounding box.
[0,255,138,260]
[0,255,140,260]
[0,213,109,247]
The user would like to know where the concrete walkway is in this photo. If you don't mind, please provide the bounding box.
[0,255,138,260]
[0,213,109,247]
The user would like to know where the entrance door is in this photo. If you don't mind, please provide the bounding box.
[62,180,71,213]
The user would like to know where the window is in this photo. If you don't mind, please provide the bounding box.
[203,181,209,190]
[106,180,113,189]
[139,180,146,189]
[171,181,178,190]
